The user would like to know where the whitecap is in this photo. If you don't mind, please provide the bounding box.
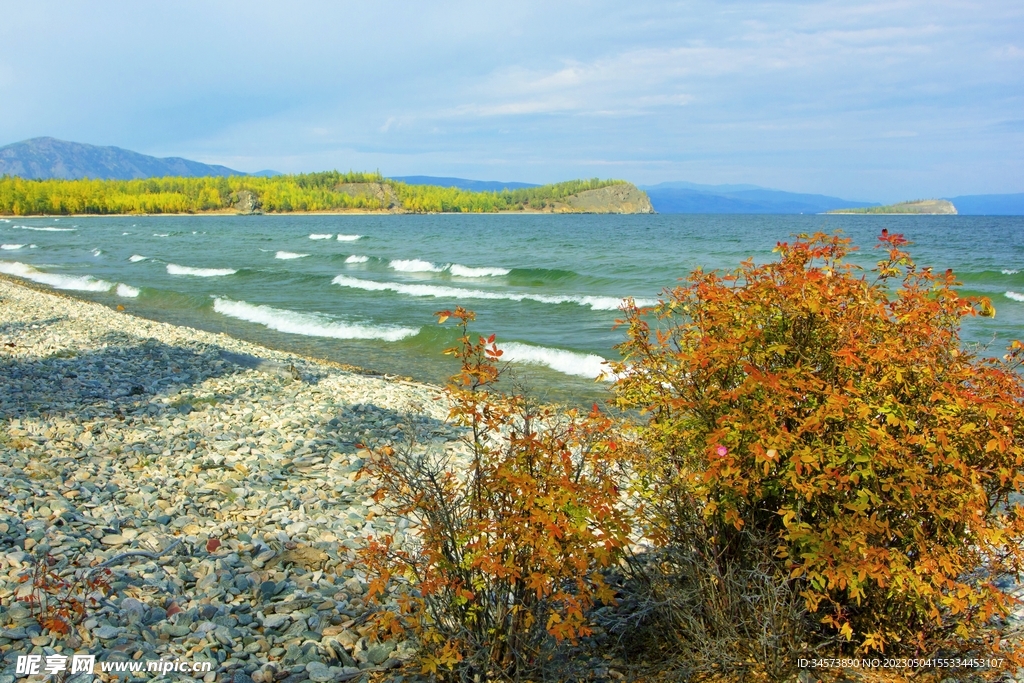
[499,342,613,380]
[1002,269,1019,275]
[123,232,131,236]
[1,244,25,250]
[275,251,310,260]
[116,283,140,297]
[129,255,147,262]
[309,233,333,240]
[390,259,444,273]
[92,249,103,257]
[212,297,418,342]
[0,261,114,292]
[1006,291,1024,302]
[345,255,369,264]
[166,263,237,277]
[336,234,362,241]
[449,264,510,277]
[154,233,170,238]
[331,274,657,310]
[12,226,76,232]
[0,219,9,222]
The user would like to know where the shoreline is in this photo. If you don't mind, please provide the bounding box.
[0,276,457,679]
[0,207,616,218]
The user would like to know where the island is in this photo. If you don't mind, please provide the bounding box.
[827,199,957,215]
[0,172,655,216]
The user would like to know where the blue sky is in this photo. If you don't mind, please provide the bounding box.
[1,1,1021,201]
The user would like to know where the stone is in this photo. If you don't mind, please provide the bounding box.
[304,662,331,682]
[261,614,290,630]
[93,625,122,639]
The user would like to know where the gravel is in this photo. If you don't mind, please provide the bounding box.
[0,277,461,682]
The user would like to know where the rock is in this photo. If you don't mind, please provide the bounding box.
[261,614,290,630]
[101,534,126,546]
[233,672,255,683]
[160,624,192,638]
[231,190,262,215]
[93,625,122,639]
[304,662,331,682]
[364,642,395,666]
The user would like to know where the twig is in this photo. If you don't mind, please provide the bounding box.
[89,538,184,573]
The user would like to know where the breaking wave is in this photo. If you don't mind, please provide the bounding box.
[345,255,369,263]
[129,255,147,262]
[116,284,140,297]
[212,297,419,342]
[1,244,25,250]
[390,259,444,273]
[309,233,333,240]
[12,226,76,232]
[0,261,114,292]
[275,251,309,260]
[166,264,237,277]
[331,274,656,310]
[1005,291,1024,302]
[499,342,612,380]
[449,264,510,277]
[336,234,362,241]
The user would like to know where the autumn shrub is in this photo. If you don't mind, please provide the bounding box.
[612,231,1024,678]
[358,307,631,682]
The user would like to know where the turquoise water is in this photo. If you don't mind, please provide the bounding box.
[2,213,1023,402]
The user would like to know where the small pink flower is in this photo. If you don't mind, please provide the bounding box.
[715,445,728,457]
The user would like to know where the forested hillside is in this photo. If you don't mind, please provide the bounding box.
[0,172,649,215]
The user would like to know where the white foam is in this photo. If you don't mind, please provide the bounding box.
[309,233,333,240]
[167,263,237,277]
[345,255,369,264]
[0,219,9,222]
[1,244,25,250]
[449,264,510,277]
[212,297,418,342]
[129,254,147,262]
[154,233,170,237]
[275,251,309,260]
[331,274,655,310]
[92,249,103,257]
[12,226,76,232]
[1003,269,1019,275]
[337,234,362,242]
[0,261,114,292]
[122,232,131,235]
[116,283,140,297]
[1006,291,1024,302]
[390,259,444,273]
[499,342,612,380]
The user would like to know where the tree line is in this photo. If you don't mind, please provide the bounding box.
[0,173,625,215]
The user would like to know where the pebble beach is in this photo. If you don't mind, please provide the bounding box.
[0,276,461,682]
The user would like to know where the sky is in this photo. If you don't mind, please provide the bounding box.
[1,1,1021,202]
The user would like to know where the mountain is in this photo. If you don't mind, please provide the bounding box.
[390,175,540,192]
[0,137,244,180]
[944,193,1024,216]
[639,182,877,214]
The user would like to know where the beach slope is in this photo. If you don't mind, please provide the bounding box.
[0,277,454,676]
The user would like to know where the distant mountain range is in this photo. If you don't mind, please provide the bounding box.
[638,182,878,214]
[1,137,1020,214]
[389,176,539,192]
[0,137,279,180]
